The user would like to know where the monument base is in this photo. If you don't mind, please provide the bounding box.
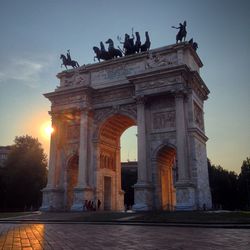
[71,186,94,211]
[40,187,64,211]
[175,181,196,210]
[132,182,153,211]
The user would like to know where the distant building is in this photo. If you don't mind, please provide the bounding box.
[0,146,11,167]
[121,161,138,208]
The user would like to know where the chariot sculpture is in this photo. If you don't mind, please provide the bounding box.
[60,23,199,68]
[93,30,151,62]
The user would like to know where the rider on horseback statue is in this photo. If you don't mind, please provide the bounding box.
[60,49,79,69]
[172,21,187,43]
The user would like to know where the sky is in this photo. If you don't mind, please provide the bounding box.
[0,0,249,174]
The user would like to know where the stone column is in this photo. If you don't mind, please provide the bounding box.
[71,108,93,211]
[46,114,58,188]
[40,114,64,211]
[175,92,195,210]
[133,95,152,211]
[136,96,147,183]
[175,92,189,181]
[77,108,89,188]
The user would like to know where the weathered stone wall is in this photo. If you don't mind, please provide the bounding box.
[41,42,211,211]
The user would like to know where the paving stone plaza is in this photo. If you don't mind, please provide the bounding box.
[0,222,250,250]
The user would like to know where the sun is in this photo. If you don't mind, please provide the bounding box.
[45,125,54,137]
[40,121,54,139]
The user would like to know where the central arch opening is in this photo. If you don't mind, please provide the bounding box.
[98,113,136,210]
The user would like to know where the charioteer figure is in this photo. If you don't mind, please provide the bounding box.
[120,33,135,56]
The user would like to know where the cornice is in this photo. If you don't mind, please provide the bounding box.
[44,85,93,101]
[188,127,208,142]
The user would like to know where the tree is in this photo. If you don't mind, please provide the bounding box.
[3,135,47,211]
[238,157,250,209]
[208,159,239,210]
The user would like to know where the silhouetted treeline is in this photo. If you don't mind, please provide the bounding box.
[0,135,47,212]
[208,157,250,210]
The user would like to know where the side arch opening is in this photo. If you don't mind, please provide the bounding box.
[156,146,176,210]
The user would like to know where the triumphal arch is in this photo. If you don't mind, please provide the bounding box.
[40,42,212,211]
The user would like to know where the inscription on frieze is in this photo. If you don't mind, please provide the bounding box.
[93,87,134,105]
[91,62,144,87]
[52,94,86,106]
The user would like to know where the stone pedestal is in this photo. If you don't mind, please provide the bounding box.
[132,183,153,211]
[175,181,196,210]
[40,187,64,211]
[71,187,93,211]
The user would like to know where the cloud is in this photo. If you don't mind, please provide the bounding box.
[0,55,55,88]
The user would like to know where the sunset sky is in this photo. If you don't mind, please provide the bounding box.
[0,0,249,173]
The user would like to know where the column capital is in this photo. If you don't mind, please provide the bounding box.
[78,106,91,115]
[135,95,147,105]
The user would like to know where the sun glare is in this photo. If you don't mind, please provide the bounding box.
[41,121,54,139]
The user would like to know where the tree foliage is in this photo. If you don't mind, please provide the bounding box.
[238,157,250,209]
[208,159,239,210]
[0,135,47,211]
[208,157,250,210]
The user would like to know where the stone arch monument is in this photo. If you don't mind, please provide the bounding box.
[40,42,212,211]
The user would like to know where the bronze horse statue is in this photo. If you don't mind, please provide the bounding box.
[140,31,151,52]
[93,46,112,62]
[134,31,141,53]
[93,31,151,62]
[60,54,79,69]
[105,38,123,59]
[93,39,122,62]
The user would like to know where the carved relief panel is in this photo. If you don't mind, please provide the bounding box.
[152,111,176,130]
[58,71,90,88]
[193,102,204,131]
[144,52,178,69]
[67,124,80,141]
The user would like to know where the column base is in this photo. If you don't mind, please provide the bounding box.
[40,187,64,211]
[132,182,153,211]
[71,186,94,211]
[175,181,196,211]
[116,190,125,211]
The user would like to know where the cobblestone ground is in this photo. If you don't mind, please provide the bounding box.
[0,223,249,250]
